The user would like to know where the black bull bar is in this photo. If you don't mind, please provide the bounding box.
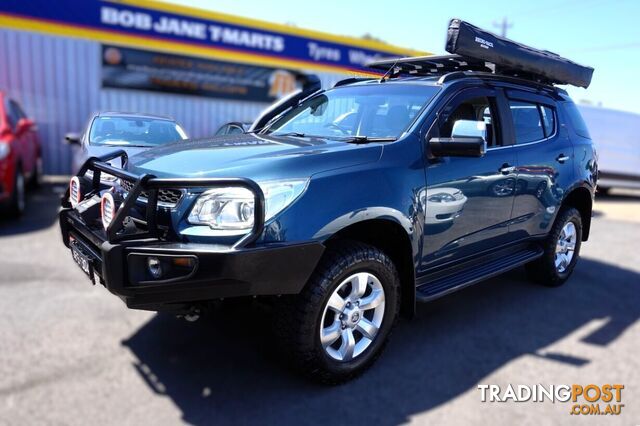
[61,150,266,249]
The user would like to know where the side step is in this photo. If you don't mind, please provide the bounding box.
[416,247,543,302]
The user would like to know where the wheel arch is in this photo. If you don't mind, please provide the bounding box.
[561,186,593,241]
[325,218,416,318]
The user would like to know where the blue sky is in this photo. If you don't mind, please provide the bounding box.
[169,0,640,114]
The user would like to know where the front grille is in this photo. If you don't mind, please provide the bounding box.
[119,179,184,207]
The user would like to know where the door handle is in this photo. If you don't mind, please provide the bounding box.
[556,154,570,163]
[499,164,516,174]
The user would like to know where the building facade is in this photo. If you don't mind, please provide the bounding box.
[0,0,423,174]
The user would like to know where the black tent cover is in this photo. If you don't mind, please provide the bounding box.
[445,19,594,88]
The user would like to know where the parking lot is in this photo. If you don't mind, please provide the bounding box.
[0,184,638,425]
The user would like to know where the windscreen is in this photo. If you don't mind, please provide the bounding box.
[266,84,439,139]
[89,116,188,147]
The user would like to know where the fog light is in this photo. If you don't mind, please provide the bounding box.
[69,176,82,207]
[100,192,116,230]
[147,256,163,279]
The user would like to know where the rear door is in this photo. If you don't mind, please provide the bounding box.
[8,99,36,176]
[506,90,575,238]
[421,87,517,268]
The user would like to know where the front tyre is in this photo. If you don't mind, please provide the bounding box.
[527,207,582,287]
[276,241,400,384]
[7,167,26,217]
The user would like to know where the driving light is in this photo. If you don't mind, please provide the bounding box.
[101,192,116,230]
[147,257,162,279]
[69,177,82,207]
[187,179,309,232]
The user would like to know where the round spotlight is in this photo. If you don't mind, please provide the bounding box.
[239,202,254,222]
[147,257,163,279]
[100,192,116,230]
[69,176,82,208]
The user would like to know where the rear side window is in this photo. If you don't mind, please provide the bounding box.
[563,102,591,138]
[509,101,544,144]
[540,105,556,137]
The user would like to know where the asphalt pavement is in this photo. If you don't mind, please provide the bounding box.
[0,184,638,426]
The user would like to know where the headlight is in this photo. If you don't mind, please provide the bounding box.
[0,143,10,160]
[427,193,456,203]
[187,178,309,232]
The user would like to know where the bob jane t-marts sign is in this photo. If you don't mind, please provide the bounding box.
[102,45,300,102]
[0,0,424,73]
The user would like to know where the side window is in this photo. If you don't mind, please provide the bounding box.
[437,96,500,147]
[10,100,27,120]
[540,105,556,137]
[5,100,20,131]
[215,125,229,136]
[227,125,244,135]
[509,100,544,144]
[562,102,591,139]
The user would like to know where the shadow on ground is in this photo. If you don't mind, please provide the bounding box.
[0,184,64,236]
[122,258,640,425]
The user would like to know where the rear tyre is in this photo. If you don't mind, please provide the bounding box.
[526,207,582,287]
[275,241,400,384]
[7,167,26,217]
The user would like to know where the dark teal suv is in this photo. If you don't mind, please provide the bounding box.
[59,21,596,383]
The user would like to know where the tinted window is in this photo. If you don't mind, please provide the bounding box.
[89,116,187,147]
[509,101,544,144]
[10,100,27,120]
[437,96,500,147]
[540,105,555,137]
[5,99,19,130]
[228,125,244,134]
[563,102,591,138]
[268,85,439,139]
[215,125,229,136]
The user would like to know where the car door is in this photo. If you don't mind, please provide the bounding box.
[9,99,36,176]
[421,87,517,268]
[505,90,575,238]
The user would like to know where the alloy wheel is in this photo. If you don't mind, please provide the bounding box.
[555,221,577,273]
[319,272,386,362]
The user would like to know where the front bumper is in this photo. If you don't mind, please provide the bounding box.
[60,208,324,311]
[59,151,324,312]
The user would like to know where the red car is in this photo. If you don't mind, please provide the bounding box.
[0,92,42,216]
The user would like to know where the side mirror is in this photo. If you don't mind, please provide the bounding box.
[429,119,488,158]
[16,118,34,136]
[65,132,82,146]
[452,119,487,140]
[429,137,486,157]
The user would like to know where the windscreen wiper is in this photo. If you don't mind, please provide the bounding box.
[339,136,397,144]
[270,131,307,137]
[268,132,397,144]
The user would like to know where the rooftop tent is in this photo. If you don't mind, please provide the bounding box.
[369,19,594,88]
[446,19,593,88]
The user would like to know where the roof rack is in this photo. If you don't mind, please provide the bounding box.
[367,19,593,88]
[368,54,557,86]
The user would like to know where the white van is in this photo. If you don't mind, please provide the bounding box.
[579,105,640,192]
